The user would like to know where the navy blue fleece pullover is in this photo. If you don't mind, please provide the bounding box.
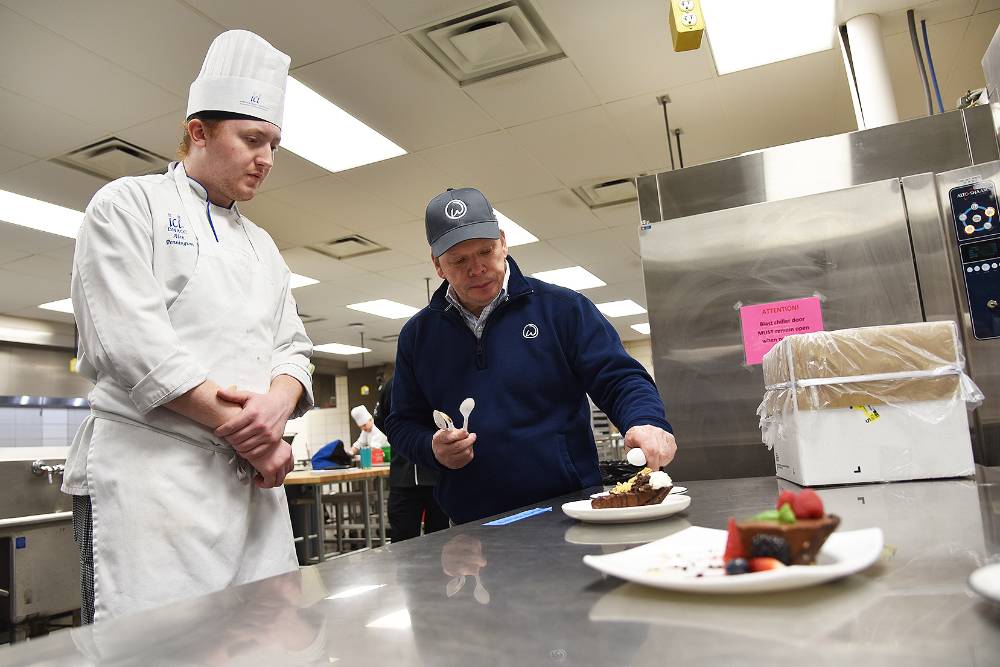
[386,257,671,524]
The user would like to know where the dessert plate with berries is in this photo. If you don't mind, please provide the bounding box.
[583,488,883,593]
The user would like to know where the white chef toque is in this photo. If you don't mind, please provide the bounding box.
[351,406,373,427]
[187,30,291,129]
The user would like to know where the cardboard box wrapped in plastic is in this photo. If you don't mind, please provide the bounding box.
[757,321,983,485]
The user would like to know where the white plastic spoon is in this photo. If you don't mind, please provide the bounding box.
[626,447,647,467]
[433,410,455,431]
[472,573,490,604]
[459,397,475,431]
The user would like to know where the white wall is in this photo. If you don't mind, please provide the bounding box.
[284,375,353,457]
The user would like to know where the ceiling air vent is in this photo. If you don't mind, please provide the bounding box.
[371,334,400,343]
[573,178,639,209]
[410,1,564,85]
[56,137,170,180]
[296,312,326,325]
[310,235,387,260]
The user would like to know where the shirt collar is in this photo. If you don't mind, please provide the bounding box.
[174,162,239,214]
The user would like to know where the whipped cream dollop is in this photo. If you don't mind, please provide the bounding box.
[649,470,673,489]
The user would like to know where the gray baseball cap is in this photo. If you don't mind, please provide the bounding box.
[425,187,499,258]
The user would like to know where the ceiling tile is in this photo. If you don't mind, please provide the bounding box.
[464,58,601,127]
[187,0,394,65]
[342,250,426,272]
[419,131,563,201]
[0,6,182,134]
[580,278,647,305]
[547,228,636,265]
[1,254,71,281]
[0,222,75,256]
[505,107,646,187]
[585,257,645,286]
[258,151,328,193]
[0,160,107,211]
[978,0,1000,12]
[116,108,188,163]
[604,78,734,172]
[339,154,453,218]
[938,10,1000,108]
[293,36,499,151]
[361,219,432,260]
[3,0,221,95]
[279,247,374,281]
[853,0,977,35]
[494,189,605,240]
[0,267,70,312]
[363,0,490,31]
[533,0,716,102]
[0,145,36,175]
[0,88,104,159]
[593,202,641,228]
[714,48,856,154]
[266,173,412,234]
[239,192,355,249]
[505,240,572,274]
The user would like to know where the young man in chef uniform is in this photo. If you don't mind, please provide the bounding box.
[61,30,314,623]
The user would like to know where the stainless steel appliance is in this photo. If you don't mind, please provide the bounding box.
[636,104,1000,481]
[0,458,79,642]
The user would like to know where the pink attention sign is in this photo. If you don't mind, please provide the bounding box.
[739,297,824,365]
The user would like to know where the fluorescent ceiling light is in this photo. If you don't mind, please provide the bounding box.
[326,584,385,600]
[631,322,651,335]
[494,209,537,247]
[531,266,606,291]
[701,0,835,74]
[289,272,319,289]
[596,299,647,318]
[314,343,372,355]
[366,608,412,630]
[282,77,406,173]
[347,299,419,319]
[39,298,74,314]
[0,190,83,238]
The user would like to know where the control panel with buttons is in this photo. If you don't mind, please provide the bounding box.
[949,181,1000,339]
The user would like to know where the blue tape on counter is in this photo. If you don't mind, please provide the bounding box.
[15,536,25,549]
[482,507,552,526]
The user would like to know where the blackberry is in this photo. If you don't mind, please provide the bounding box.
[750,534,791,564]
[725,558,749,575]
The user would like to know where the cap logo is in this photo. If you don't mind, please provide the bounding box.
[445,199,468,220]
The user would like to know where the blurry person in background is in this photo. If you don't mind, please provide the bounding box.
[63,30,313,622]
[375,376,449,541]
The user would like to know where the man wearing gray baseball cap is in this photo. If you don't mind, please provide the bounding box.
[386,187,677,524]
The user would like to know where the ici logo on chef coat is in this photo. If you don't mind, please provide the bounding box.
[522,323,539,339]
[445,199,468,220]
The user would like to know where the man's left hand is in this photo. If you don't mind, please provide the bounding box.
[623,425,677,470]
[214,386,295,459]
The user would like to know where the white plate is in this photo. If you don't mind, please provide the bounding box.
[969,563,1000,603]
[583,525,884,593]
[589,486,687,499]
[562,493,691,524]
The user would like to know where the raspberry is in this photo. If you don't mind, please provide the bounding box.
[791,488,824,519]
[723,517,744,561]
[750,534,791,564]
[776,490,796,509]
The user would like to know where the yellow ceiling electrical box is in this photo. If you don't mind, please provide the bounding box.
[668,0,705,52]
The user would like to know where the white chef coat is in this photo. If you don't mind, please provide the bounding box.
[350,424,389,454]
[62,161,314,621]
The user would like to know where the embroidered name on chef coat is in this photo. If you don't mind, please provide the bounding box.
[166,213,194,247]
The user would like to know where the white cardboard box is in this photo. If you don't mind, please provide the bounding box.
[772,398,975,486]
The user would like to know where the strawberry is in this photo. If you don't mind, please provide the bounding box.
[723,517,744,561]
[791,488,824,519]
[776,490,796,510]
[748,557,787,572]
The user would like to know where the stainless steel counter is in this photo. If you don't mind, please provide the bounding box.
[2,470,1000,666]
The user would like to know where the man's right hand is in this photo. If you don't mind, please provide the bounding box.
[432,428,476,469]
[245,441,294,488]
